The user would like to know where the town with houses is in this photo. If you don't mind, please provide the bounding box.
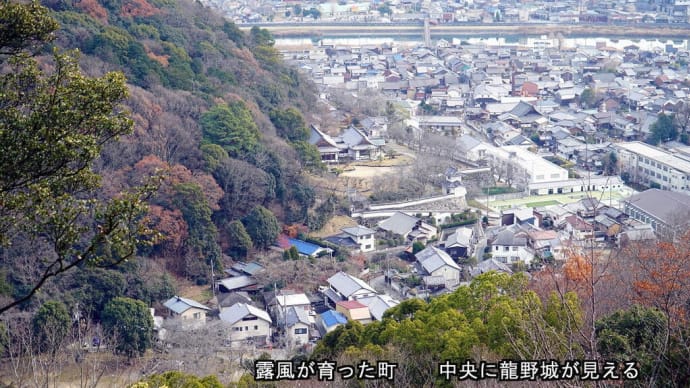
[209,0,690,25]
[146,2,690,359]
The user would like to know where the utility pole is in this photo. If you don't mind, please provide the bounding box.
[423,17,431,48]
[210,258,216,300]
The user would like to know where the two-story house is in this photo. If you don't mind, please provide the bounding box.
[326,225,376,252]
[415,246,461,288]
[163,296,210,321]
[219,303,272,343]
[490,227,534,265]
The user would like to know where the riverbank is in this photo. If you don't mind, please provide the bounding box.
[242,22,690,40]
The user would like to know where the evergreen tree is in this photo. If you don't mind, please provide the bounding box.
[32,301,71,355]
[647,113,678,145]
[225,220,253,259]
[242,205,280,250]
[102,297,153,358]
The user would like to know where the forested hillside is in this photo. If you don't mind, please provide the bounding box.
[0,0,325,322]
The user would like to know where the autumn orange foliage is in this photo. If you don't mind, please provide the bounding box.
[282,224,308,238]
[147,205,188,253]
[563,254,592,283]
[146,51,170,67]
[132,155,223,210]
[626,234,690,326]
[74,0,108,23]
[120,0,160,18]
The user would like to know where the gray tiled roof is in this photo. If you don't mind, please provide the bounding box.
[163,296,210,314]
[327,271,376,298]
[416,246,460,274]
[378,212,418,236]
[342,225,376,237]
[357,295,400,321]
[470,259,514,277]
[285,306,311,328]
[217,276,256,291]
[455,134,481,152]
[624,189,690,225]
[219,303,271,325]
[444,227,473,248]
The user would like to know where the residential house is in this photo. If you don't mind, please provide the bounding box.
[556,137,586,161]
[219,303,272,342]
[284,306,312,347]
[218,292,252,311]
[356,295,400,321]
[498,101,547,130]
[442,227,474,260]
[341,126,382,161]
[322,271,377,307]
[316,310,348,336]
[221,262,264,293]
[469,258,514,277]
[326,225,376,252]
[454,135,492,163]
[501,208,536,226]
[336,300,372,324]
[489,227,534,265]
[564,214,595,241]
[415,246,461,288]
[526,229,563,261]
[217,275,258,293]
[269,292,312,327]
[163,296,210,321]
[309,125,345,163]
[378,212,437,242]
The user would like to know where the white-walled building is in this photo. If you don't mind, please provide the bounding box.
[616,141,690,193]
[219,303,272,342]
[284,306,311,347]
[489,145,569,186]
[490,228,534,265]
[340,225,376,252]
[163,296,210,321]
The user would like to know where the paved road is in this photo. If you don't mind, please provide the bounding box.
[370,274,404,301]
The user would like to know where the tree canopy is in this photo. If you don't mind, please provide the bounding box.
[225,220,253,259]
[242,205,280,250]
[312,272,583,385]
[102,297,153,358]
[200,102,260,160]
[647,113,678,145]
[32,300,71,355]
[0,1,156,314]
[269,107,309,142]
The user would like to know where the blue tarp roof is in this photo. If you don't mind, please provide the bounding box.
[320,310,348,327]
[288,238,322,256]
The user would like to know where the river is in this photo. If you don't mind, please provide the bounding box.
[275,36,688,51]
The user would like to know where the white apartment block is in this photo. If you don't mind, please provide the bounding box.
[616,142,690,193]
[486,145,569,188]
